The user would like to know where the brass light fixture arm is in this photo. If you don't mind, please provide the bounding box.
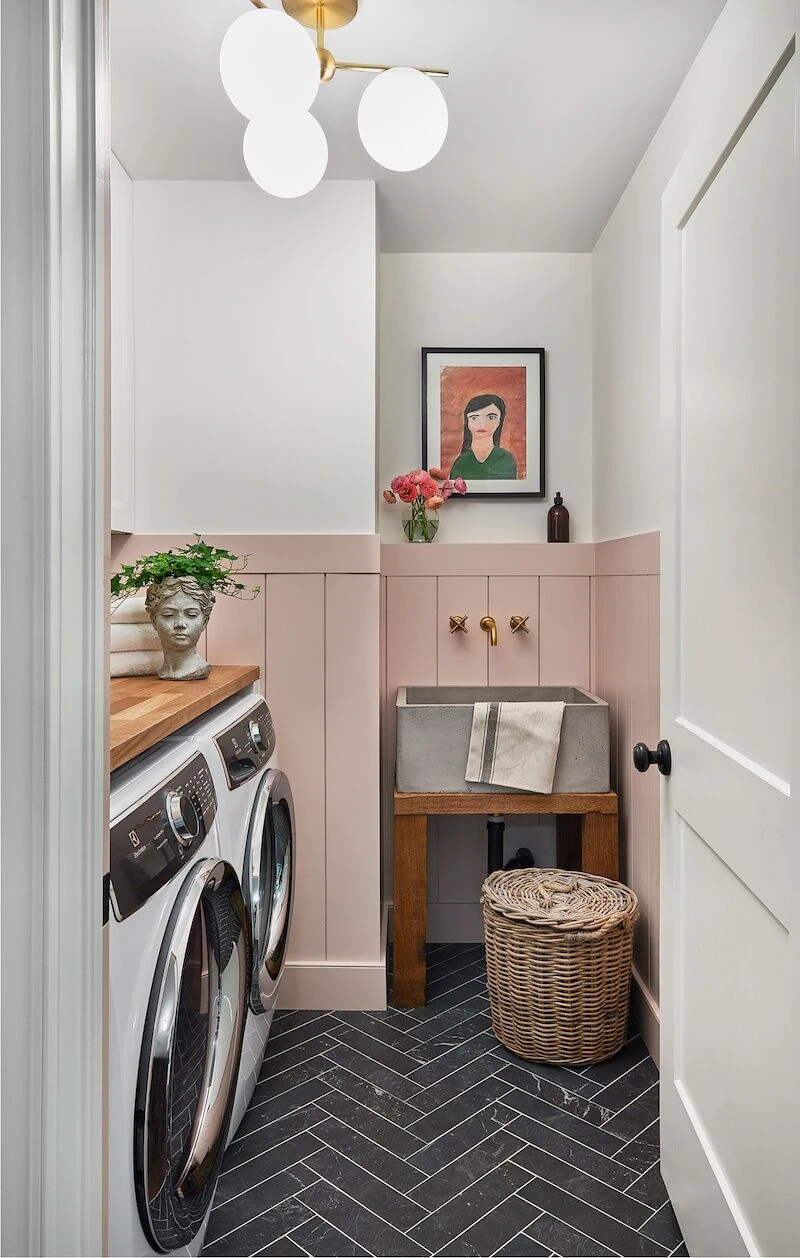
[247,0,450,79]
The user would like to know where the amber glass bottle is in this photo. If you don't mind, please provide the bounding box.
[547,492,570,542]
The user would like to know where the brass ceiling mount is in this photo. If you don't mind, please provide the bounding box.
[282,0,358,30]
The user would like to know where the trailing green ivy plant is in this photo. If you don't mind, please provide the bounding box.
[111,536,261,604]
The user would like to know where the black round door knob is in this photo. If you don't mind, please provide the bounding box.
[633,740,672,776]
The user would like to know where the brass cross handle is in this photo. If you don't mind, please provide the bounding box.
[510,615,530,634]
[449,614,468,633]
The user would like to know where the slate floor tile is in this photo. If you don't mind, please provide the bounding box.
[436,1195,542,1257]
[525,1212,616,1257]
[613,1118,661,1172]
[493,1230,550,1257]
[505,1112,638,1192]
[316,1083,426,1160]
[288,1214,370,1257]
[408,1161,532,1253]
[305,1144,429,1233]
[601,1082,659,1141]
[519,1179,669,1257]
[313,1115,428,1194]
[320,1065,425,1127]
[408,1074,513,1145]
[410,1126,526,1213]
[410,1102,518,1177]
[496,1063,613,1126]
[203,1193,313,1257]
[641,1202,683,1250]
[295,1180,429,1258]
[626,1162,670,1210]
[322,1043,423,1101]
[205,946,683,1258]
[509,1142,652,1228]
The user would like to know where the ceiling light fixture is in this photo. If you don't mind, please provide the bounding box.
[220,0,449,198]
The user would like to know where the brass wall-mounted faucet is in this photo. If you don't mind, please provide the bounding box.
[480,615,498,646]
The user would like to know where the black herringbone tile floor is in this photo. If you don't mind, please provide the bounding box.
[204,946,685,1258]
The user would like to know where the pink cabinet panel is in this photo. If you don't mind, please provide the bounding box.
[539,577,591,688]
[488,577,540,685]
[326,574,381,964]
[205,576,266,693]
[437,576,488,686]
[265,574,326,965]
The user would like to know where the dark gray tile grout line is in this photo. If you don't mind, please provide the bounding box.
[204,946,680,1258]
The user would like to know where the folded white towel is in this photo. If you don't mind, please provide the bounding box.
[466,701,566,794]
[110,649,162,678]
[110,593,150,624]
[110,621,161,653]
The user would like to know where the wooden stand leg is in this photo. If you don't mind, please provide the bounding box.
[393,813,428,1007]
[581,812,619,881]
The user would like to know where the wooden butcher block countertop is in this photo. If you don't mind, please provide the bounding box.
[110,664,260,771]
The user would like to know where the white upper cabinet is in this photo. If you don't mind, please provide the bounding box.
[110,153,134,533]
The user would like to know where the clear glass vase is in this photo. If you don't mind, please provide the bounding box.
[402,505,440,543]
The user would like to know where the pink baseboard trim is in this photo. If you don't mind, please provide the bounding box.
[595,532,660,576]
[631,966,660,1067]
[381,542,596,578]
[110,533,381,574]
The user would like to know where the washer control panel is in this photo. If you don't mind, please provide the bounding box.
[214,700,276,790]
[109,753,217,921]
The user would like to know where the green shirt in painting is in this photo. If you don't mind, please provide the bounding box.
[450,446,518,480]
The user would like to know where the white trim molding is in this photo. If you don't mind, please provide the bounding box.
[2,0,108,1253]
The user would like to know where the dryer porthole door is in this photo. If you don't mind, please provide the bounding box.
[244,769,295,1014]
[134,858,249,1254]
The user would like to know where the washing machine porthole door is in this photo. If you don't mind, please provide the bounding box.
[244,769,295,1014]
[134,858,249,1254]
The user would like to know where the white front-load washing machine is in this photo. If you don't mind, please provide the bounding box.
[109,742,250,1257]
[166,689,295,1142]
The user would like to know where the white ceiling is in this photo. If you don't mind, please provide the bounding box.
[111,0,724,252]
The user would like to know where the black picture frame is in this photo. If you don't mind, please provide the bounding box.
[421,346,546,500]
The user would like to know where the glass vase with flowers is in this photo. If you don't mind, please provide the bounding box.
[383,469,467,542]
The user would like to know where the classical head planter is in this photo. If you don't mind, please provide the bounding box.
[145,575,215,681]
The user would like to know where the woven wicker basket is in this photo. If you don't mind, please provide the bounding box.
[482,868,639,1065]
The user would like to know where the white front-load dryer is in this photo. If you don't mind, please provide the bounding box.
[165,690,295,1142]
[109,743,250,1257]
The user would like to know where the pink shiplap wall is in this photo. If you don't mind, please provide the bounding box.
[594,533,660,1060]
[110,533,384,1010]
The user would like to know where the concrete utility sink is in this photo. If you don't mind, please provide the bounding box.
[396,686,610,794]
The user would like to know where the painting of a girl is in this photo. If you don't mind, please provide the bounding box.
[449,393,518,480]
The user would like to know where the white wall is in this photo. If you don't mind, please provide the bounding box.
[592,0,760,541]
[380,253,593,543]
[132,180,377,534]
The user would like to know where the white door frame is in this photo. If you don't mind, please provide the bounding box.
[1,0,108,1254]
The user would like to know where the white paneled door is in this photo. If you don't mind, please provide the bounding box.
[660,4,799,1254]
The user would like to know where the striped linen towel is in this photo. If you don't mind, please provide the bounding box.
[110,620,161,653]
[465,701,566,794]
[110,593,150,624]
[110,649,161,677]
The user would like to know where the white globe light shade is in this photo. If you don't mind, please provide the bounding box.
[220,9,320,119]
[243,112,328,199]
[357,67,448,172]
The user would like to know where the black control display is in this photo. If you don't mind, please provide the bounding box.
[214,701,276,790]
[109,753,217,921]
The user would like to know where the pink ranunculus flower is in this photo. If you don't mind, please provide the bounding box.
[419,477,439,500]
[383,489,397,504]
[454,477,467,495]
[391,475,409,494]
[428,467,446,481]
[397,481,417,504]
[427,495,444,510]
[408,470,426,485]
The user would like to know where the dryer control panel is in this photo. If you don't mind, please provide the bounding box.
[214,700,276,790]
[109,753,217,921]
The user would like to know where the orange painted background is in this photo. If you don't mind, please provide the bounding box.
[438,365,527,480]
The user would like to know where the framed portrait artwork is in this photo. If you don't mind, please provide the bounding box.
[421,347,546,499]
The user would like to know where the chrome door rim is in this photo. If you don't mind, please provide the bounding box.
[243,769,295,1014]
[134,858,249,1253]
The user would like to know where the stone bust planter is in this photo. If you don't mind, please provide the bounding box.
[145,575,215,681]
